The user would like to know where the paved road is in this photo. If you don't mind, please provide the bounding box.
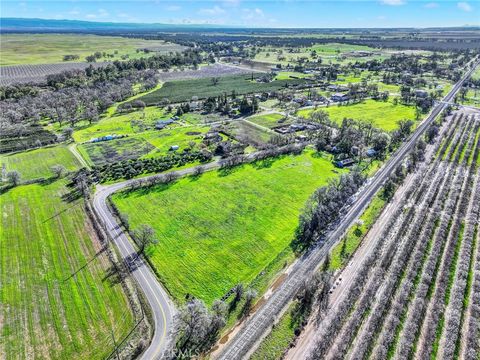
[216,59,480,360]
[92,162,220,359]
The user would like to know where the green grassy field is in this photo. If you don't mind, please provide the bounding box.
[141,126,209,156]
[297,99,416,131]
[137,75,306,105]
[0,34,183,66]
[111,151,344,304]
[254,43,378,66]
[78,137,155,166]
[1,145,81,181]
[72,107,172,143]
[0,180,134,359]
[329,194,386,270]
[248,113,288,129]
[251,302,299,360]
[77,126,210,166]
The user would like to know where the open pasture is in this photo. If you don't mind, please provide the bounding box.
[1,145,81,181]
[247,113,288,129]
[0,180,134,359]
[0,34,183,66]
[137,74,306,105]
[111,151,343,304]
[297,99,416,131]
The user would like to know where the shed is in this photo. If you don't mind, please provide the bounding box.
[170,145,180,151]
[331,93,350,102]
[335,158,355,168]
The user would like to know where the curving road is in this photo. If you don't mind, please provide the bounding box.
[215,58,479,360]
[92,162,220,359]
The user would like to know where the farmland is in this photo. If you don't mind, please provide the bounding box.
[1,145,82,181]
[137,74,307,105]
[111,151,344,304]
[0,62,107,86]
[0,180,135,359]
[297,99,417,131]
[248,113,289,129]
[0,34,184,66]
[309,110,480,360]
[254,43,387,66]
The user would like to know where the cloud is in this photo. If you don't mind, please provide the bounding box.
[166,5,181,11]
[198,5,225,15]
[423,2,439,8]
[223,0,241,6]
[242,7,265,20]
[457,2,472,11]
[380,0,405,5]
[85,8,109,20]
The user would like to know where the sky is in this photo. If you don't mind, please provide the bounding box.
[2,0,479,28]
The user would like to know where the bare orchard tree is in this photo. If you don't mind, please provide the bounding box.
[193,165,205,177]
[132,224,158,254]
[6,170,21,186]
[51,164,66,179]
[242,289,258,317]
[174,299,210,354]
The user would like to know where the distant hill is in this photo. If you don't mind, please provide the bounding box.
[0,18,228,33]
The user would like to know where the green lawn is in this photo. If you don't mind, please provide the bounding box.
[297,99,416,131]
[0,180,134,359]
[1,145,81,181]
[248,113,289,129]
[111,151,344,304]
[137,75,306,105]
[0,34,183,66]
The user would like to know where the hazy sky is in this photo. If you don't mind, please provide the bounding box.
[2,0,479,28]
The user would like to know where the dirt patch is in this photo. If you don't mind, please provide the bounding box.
[186,131,201,136]
[271,272,288,292]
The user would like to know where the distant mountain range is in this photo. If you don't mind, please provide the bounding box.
[0,18,230,32]
[1,18,478,34]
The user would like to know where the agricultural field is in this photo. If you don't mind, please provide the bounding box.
[247,113,289,129]
[0,34,184,66]
[77,125,210,166]
[0,62,107,86]
[297,99,417,131]
[254,43,388,66]
[309,110,480,360]
[78,137,155,166]
[111,151,344,304]
[72,107,171,143]
[137,74,306,105]
[0,179,135,359]
[1,145,81,181]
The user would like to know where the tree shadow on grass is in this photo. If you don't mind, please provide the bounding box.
[217,164,245,177]
[102,252,144,287]
[251,157,277,170]
[63,246,108,282]
[43,202,82,223]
